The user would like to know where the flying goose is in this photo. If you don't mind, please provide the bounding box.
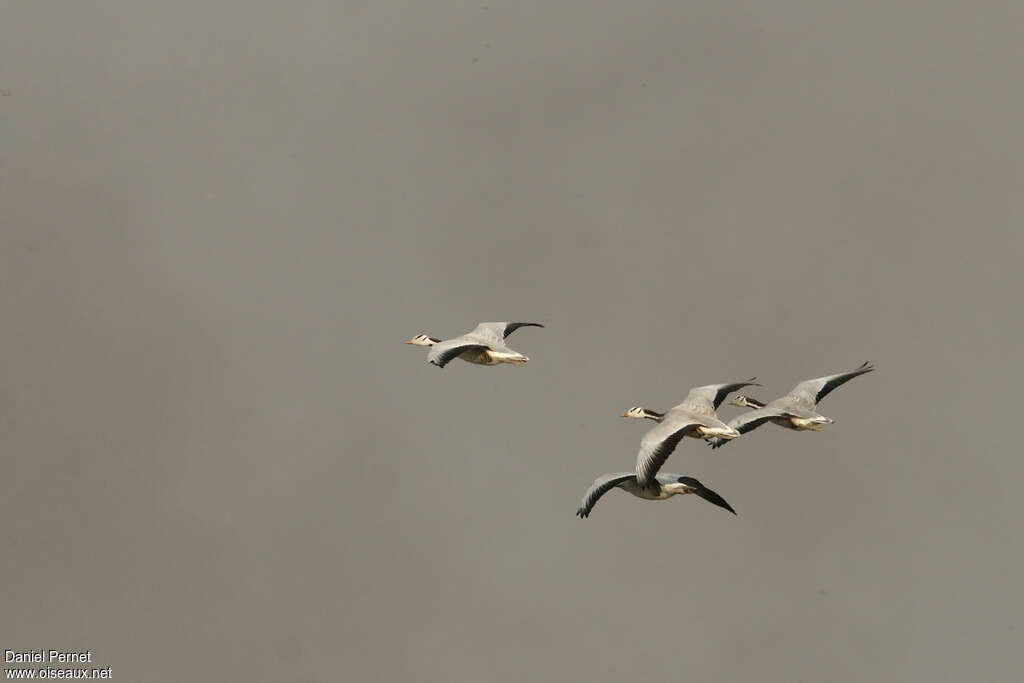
[405,322,543,368]
[707,362,876,449]
[576,472,736,518]
[623,379,759,486]
[622,378,761,424]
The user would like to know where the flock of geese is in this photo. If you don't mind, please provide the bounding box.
[407,321,874,520]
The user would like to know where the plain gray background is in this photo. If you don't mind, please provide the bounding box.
[2,2,1021,681]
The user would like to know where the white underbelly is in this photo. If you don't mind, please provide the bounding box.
[790,417,826,431]
[622,481,670,501]
[697,425,738,439]
[460,349,498,365]
[484,350,528,364]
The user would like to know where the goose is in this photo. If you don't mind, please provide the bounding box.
[621,379,761,426]
[576,472,736,518]
[623,379,760,486]
[405,322,543,368]
[707,362,875,449]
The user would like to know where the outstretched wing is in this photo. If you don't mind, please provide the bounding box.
[636,418,701,488]
[470,322,544,342]
[677,476,737,514]
[789,362,875,406]
[426,340,489,368]
[576,472,635,518]
[675,378,761,415]
[707,406,793,449]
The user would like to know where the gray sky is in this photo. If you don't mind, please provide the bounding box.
[2,1,1022,681]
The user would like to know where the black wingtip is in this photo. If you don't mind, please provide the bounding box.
[712,494,738,515]
[692,483,737,515]
[576,507,588,519]
[503,322,545,339]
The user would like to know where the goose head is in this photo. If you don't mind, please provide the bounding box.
[728,395,765,409]
[405,334,440,346]
[620,406,665,421]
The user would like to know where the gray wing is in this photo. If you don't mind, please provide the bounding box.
[707,406,793,449]
[675,378,761,414]
[426,339,489,368]
[636,418,702,488]
[576,472,635,518]
[788,362,875,406]
[468,322,544,343]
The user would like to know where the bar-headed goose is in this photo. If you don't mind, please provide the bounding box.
[405,322,543,368]
[622,379,761,425]
[576,472,736,518]
[707,362,875,449]
[622,379,759,486]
